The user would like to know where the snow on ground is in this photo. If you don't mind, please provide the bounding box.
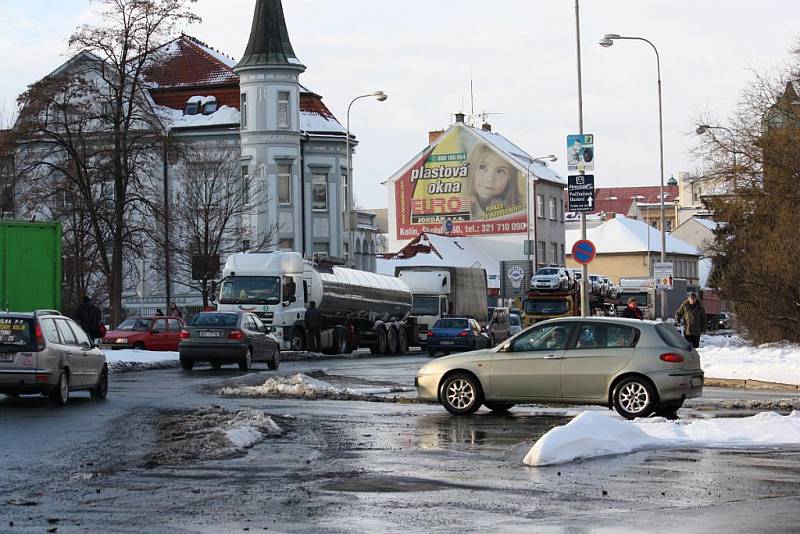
[524,410,800,467]
[103,349,179,372]
[223,409,283,449]
[699,334,800,385]
[219,373,410,400]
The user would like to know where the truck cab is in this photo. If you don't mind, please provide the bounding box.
[397,270,452,347]
[522,288,580,327]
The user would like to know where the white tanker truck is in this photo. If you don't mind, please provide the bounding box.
[215,252,416,354]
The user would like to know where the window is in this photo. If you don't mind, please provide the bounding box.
[548,198,556,220]
[167,319,182,332]
[40,319,61,344]
[666,219,673,232]
[550,242,558,265]
[241,165,250,205]
[512,323,573,352]
[342,169,349,212]
[278,91,290,129]
[152,319,168,332]
[54,319,77,345]
[279,239,293,250]
[560,244,565,266]
[245,315,258,331]
[69,322,93,347]
[312,173,327,211]
[313,243,329,257]
[536,194,544,218]
[240,93,248,129]
[278,164,291,205]
[184,100,200,116]
[537,241,546,267]
[573,323,640,349]
[651,220,658,229]
[202,100,218,115]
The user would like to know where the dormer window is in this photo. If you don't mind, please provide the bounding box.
[184,100,201,116]
[184,96,218,116]
[202,100,218,115]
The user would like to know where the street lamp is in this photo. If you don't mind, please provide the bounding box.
[345,91,388,269]
[696,124,738,186]
[600,32,667,319]
[526,155,558,266]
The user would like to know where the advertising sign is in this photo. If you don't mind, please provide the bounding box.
[568,174,595,212]
[395,128,527,238]
[653,262,674,290]
[500,260,535,299]
[567,134,594,172]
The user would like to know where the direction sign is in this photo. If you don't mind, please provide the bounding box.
[567,134,595,172]
[568,174,595,212]
[572,239,596,265]
[654,261,674,290]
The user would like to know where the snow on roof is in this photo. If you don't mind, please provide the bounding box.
[693,217,720,231]
[155,104,240,129]
[146,35,239,89]
[467,125,565,185]
[698,257,713,288]
[566,215,699,255]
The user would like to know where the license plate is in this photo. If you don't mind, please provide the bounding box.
[691,377,703,387]
[198,331,221,338]
[441,341,454,345]
[0,353,14,362]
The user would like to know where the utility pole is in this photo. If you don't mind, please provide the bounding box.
[575,0,588,317]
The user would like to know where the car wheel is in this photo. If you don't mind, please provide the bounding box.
[654,400,684,419]
[180,358,194,371]
[52,370,69,407]
[267,348,280,370]
[613,376,656,419]
[484,402,515,413]
[133,342,145,350]
[239,348,253,371]
[90,367,108,400]
[440,373,483,415]
[210,360,222,369]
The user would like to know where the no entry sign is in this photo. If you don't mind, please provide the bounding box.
[572,240,596,264]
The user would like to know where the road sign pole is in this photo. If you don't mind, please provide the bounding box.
[574,0,588,317]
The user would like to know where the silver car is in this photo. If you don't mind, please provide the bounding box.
[0,311,108,406]
[531,268,572,291]
[416,317,703,419]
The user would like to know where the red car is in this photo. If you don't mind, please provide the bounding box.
[102,316,186,351]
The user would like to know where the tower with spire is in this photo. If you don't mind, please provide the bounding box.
[235,0,342,258]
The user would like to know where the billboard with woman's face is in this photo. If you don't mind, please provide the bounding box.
[394,128,527,238]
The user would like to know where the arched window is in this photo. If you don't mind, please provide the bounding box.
[355,238,362,270]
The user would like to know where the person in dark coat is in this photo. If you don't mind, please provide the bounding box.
[304,301,323,352]
[155,309,165,316]
[76,296,103,340]
[621,297,643,320]
[675,292,706,348]
[169,302,183,318]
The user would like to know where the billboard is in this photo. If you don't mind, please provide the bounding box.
[395,128,527,238]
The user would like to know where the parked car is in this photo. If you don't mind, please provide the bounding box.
[102,316,186,351]
[601,277,619,299]
[509,313,522,336]
[179,311,280,371]
[531,267,573,291]
[486,307,513,346]
[0,311,108,406]
[717,311,733,329]
[416,317,704,419]
[588,274,607,296]
[427,318,488,357]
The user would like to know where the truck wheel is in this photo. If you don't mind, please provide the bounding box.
[291,328,306,352]
[387,326,399,354]
[334,330,349,355]
[371,327,388,355]
[398,328,409,354]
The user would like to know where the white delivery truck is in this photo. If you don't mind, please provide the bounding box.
[394,266,488,347]
[216,252,414,354]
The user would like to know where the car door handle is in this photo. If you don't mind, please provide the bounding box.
[544,354,563,360]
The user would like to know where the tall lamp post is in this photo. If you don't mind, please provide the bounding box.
[345,91,388,269]
[696,124,738,187]
[526,155,558,266]
[599,33,667,319]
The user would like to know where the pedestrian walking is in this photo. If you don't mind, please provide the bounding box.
[675,291,706,348]
[621,297,643,320]
[304,301,322,352]
[169,302,183,319]
[76,296,103,340]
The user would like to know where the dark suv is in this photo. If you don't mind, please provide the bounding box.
[0,311,108,406]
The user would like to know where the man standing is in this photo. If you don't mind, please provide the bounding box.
[304,301,322,352]
[76,296,103,340]
[621,297,643,320]
[675,291,706,348]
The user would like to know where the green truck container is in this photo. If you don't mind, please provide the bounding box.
[0,220,62,312]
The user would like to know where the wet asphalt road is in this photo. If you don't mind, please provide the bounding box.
[2,354,800,533]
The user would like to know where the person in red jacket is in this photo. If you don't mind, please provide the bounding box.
[621,297,643,320]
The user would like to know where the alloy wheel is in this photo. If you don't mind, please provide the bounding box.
[619,381,649,414]
[446,379,475,410]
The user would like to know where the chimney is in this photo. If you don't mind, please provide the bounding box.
[428,130,445,145]
[482,123,492,132]
[454,112,465,123]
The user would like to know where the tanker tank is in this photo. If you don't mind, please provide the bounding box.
[311,266,412,323]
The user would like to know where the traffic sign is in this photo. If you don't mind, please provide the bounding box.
[572,240,596,265]
[568,174,595,212]
[442,218,454,234]
[654,262,674,290]
[567,134,595,172]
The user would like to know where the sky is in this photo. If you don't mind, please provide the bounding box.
[1,0,799,210]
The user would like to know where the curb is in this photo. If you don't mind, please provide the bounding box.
[706,377,800,392]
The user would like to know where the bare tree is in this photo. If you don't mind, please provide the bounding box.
[149,143,279,307]
[14,0,199,324]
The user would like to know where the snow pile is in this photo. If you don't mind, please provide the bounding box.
[524,410,800,466]
[566,216,698,255]
[155,104,240,129]
[223,409,283,449]
[103,349,179,373]
[219,373,408,400]
[699,334,800,385]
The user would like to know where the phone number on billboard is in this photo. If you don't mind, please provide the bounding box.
[457,222,528,233]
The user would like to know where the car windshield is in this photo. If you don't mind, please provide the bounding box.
[434,319,468,329]
[411,296,439,316]
[0,317,33,349]
[218,276,281,305]
[116,318,151,331]
[524,300,569,315]
[190,313,240,328]
[536,269,558,276]
[572,272,582,280]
